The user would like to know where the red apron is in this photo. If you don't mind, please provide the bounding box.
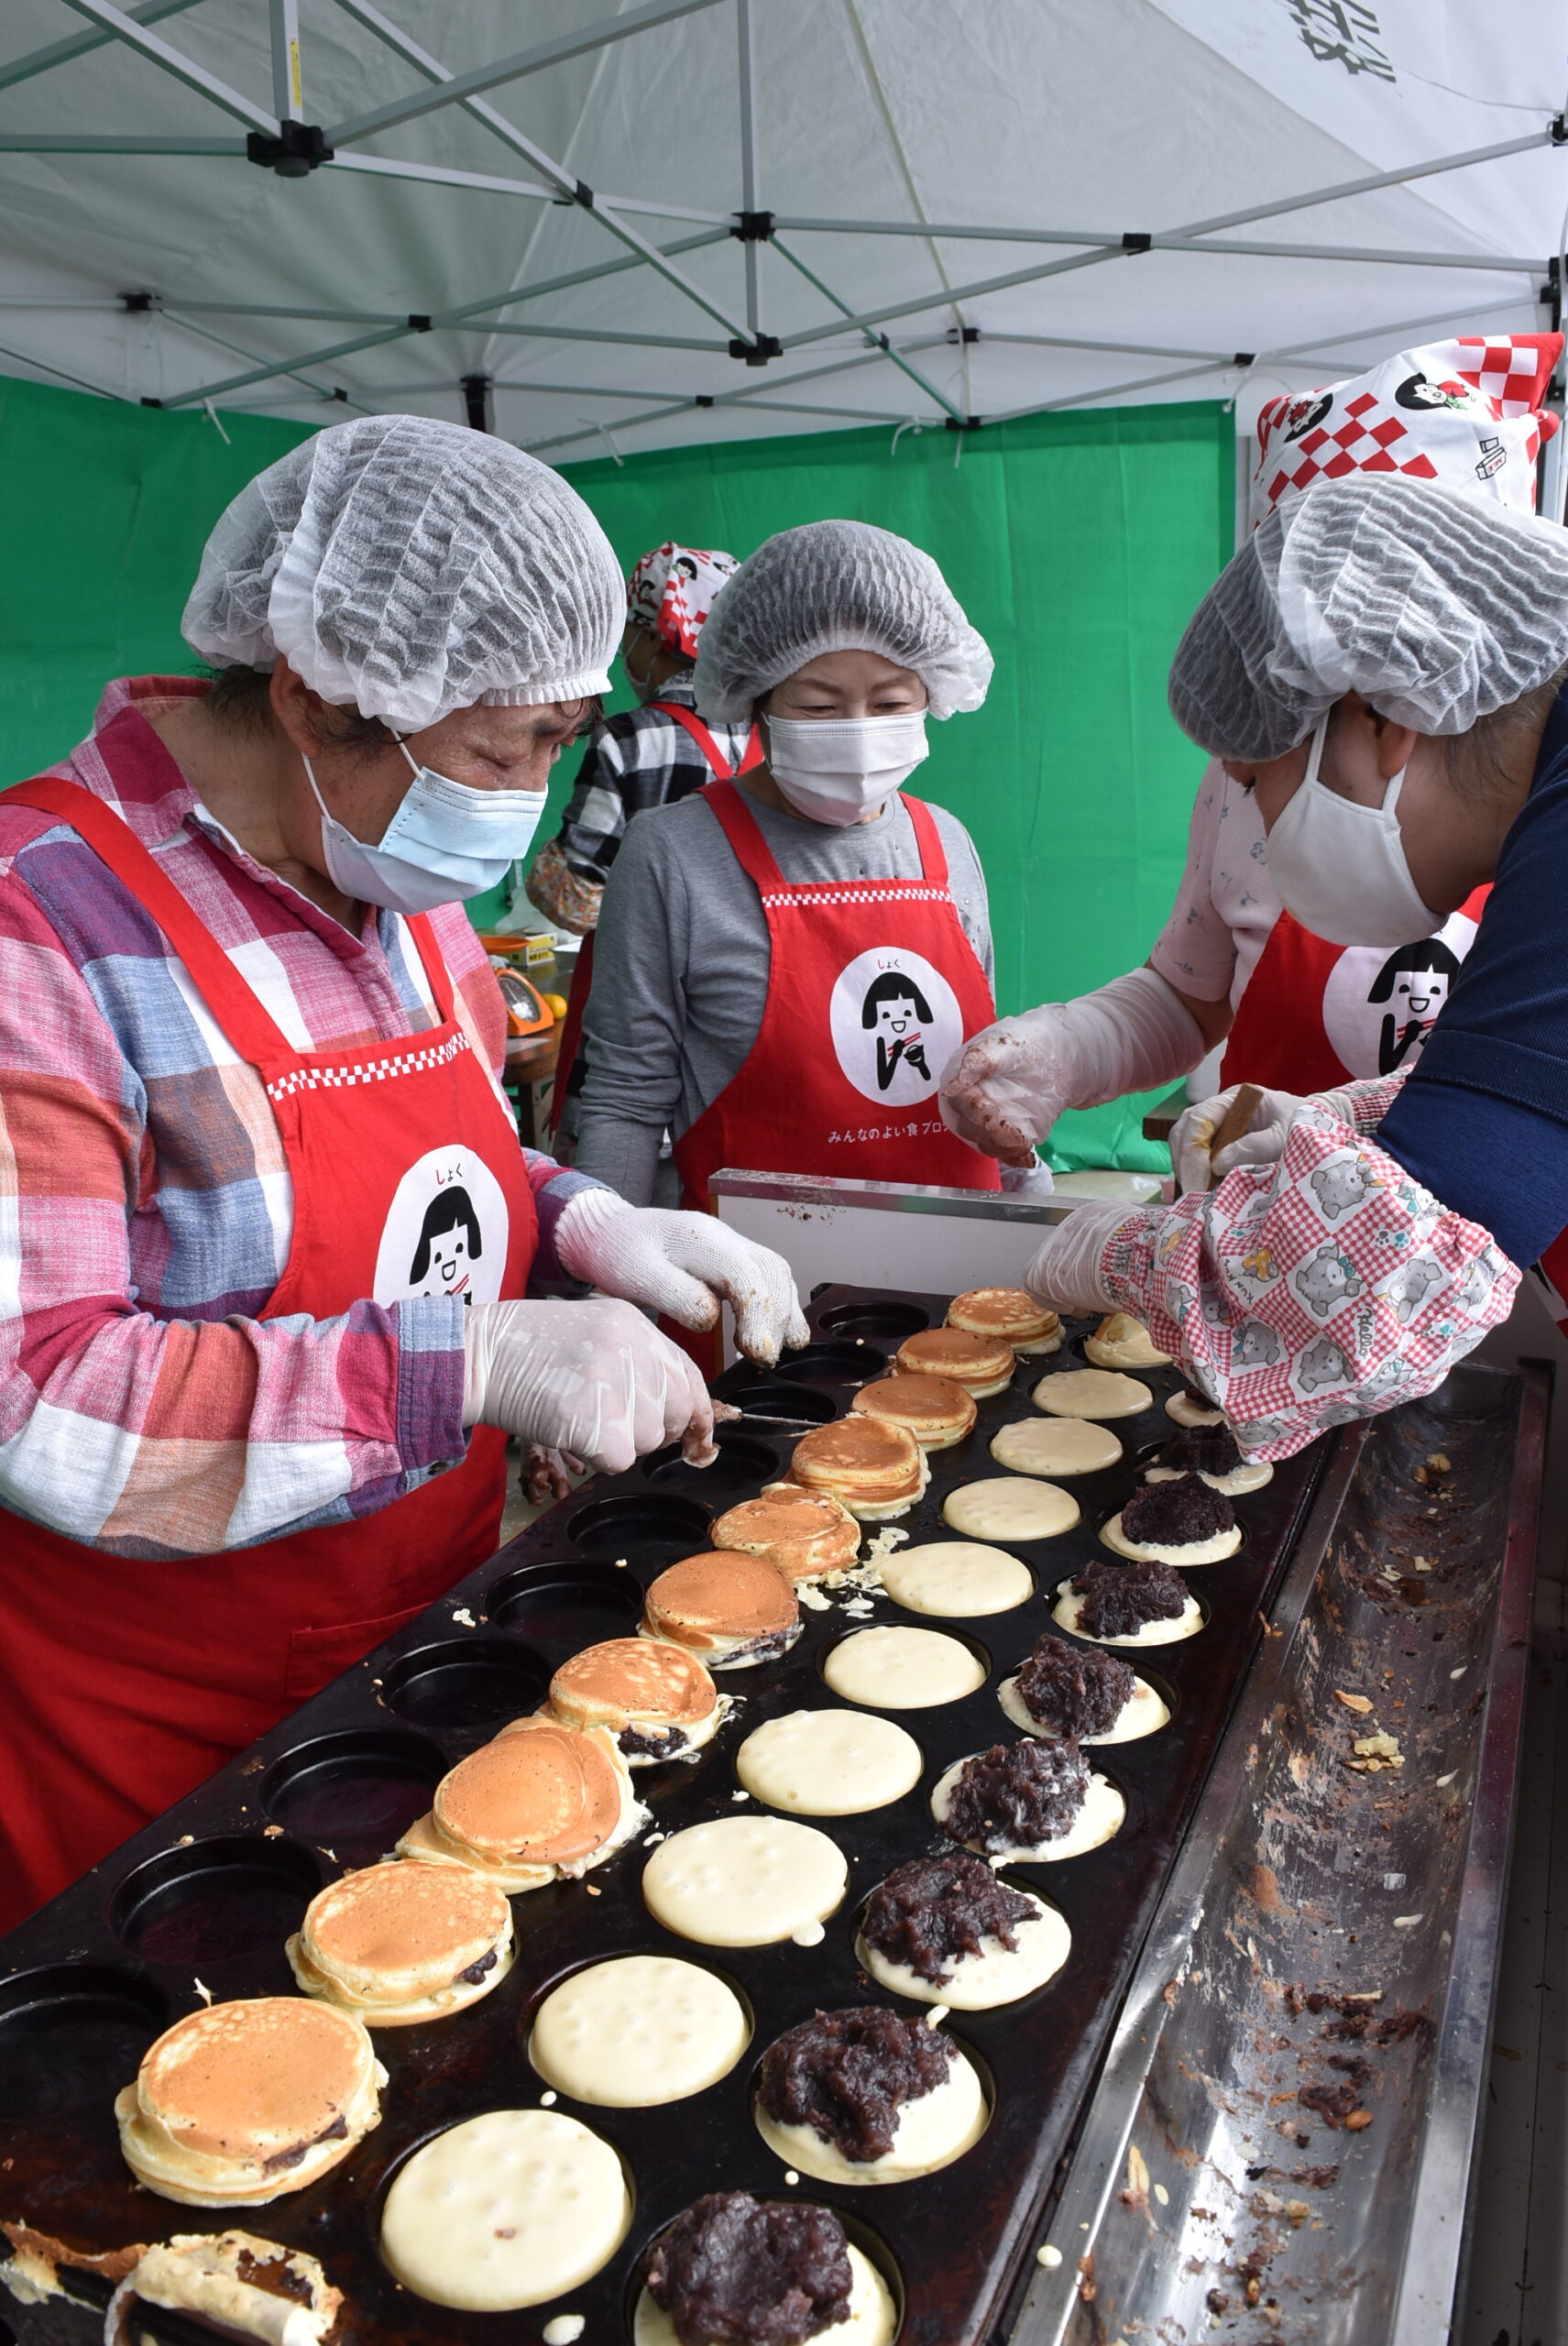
[1222,893,1491,1092]
[548,705,762,1141]
[674,779,1003,1211]
[0,778,536,1929]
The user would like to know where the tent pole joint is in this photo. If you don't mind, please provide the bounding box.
[944,413,982,431]
[1552,114,1568,146]
[552,179,596,207]
[119,291,159,313]
[945,323,981,344]
[247,122,334,175]
[407,313,433,332]
[729,333,783,364]
[731,210,774,241]
[1122,232,1152,255]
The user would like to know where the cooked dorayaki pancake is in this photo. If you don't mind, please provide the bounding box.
[642,1550,801,1666]
[788,1415,929,1520]
[549,1637,721,1760]
[946,1288,1063,1353]
[288,1861,513,2026]
[397,1718,639,1889]
[893,1326,1015,1396]
[711,1484,861,1581]
[115,1999,383,2207]
[850,1373,976,1450]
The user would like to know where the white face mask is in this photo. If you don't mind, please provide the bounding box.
[1264,715,1438,948]
[763,710,929,827]
[303,739,547,915]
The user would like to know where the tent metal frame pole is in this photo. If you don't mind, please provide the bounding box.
[0,0,203,95]
[269,0,302,124]
[736,0,762,339]
[322,0,730,148]
[159,308,378,412]
[770,236,965,422]
[56,0,280,134]
[0,134,244,152]
[524,345,938,455]
[324,0,755,346]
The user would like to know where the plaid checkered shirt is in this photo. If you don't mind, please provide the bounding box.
[0,676,598,1560]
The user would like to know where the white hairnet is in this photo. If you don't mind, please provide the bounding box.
[1168,475,1568,761]
[183,415,623,731]
[692,519,992,721]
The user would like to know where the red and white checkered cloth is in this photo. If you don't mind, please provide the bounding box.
[1094,1101,1518,1461]
[1252,334,1562,526]
[625,541,740,660]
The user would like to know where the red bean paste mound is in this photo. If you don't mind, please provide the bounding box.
[942,1738,1089,1854]
[1070,1558,1189,1639]
[861,1851,1038,1987]
[1157,1422,1243,1476]
[646,2190,854,2346]
[1119,1474,1234,1548]
[1015,1632,1135,1738]
[1178,1380,1219,1414]
[758,2005,954,2164]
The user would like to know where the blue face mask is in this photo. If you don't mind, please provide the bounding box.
[303,739,548,915]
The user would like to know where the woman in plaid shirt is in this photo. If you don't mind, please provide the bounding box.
[0,420,803,1926]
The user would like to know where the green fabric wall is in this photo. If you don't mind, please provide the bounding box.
[0,375,317,784]
[0,377,1232,1168]
[546,400,1233,1169]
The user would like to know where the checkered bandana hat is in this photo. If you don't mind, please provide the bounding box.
[1250,334,1562,527]
[625,542,740,659]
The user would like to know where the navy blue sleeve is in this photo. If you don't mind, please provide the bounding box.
[1376,715,1568,1268]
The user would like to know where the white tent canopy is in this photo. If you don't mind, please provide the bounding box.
[0,0,1563,477]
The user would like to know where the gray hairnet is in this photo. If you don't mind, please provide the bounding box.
[1168,474,1568,760]
[183,415,623,731]
[692,519,992,721]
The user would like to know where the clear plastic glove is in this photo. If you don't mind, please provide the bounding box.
[1168,1082,1363,1195]
[1000,1157,1057,1199]
[521,1443,585,1507]
[938,970,1204,1168]
[1021,1201,1136,1315]
[462,1297,716,1475]
[555,1189,809,1367]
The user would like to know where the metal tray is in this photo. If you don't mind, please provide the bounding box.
[0,1287,1330,2346]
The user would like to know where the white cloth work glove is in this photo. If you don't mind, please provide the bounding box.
[554,1188,809,1367]
[462,1297,716,1476]
[1169,1081,1363,1196]
[938,969,1204,1168]
[1021,1201,1137,1316]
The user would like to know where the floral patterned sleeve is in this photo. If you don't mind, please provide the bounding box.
[1094,1101,1518,1460]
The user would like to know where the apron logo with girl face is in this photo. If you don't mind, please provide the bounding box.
[828,946,964,1107]
[373,1143,510,1309]
[1320,910,1477,1080]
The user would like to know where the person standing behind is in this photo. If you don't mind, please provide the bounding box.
[527,541,757,1170]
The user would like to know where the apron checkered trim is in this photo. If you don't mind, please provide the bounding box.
[267,1029,469,1103]
[760,884,953,909]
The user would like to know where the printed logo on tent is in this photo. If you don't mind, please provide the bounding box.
[828,946,963,1107]
[374,1142,510,1309]
[1393,371,1474,414]
[1320,906,1481,1080]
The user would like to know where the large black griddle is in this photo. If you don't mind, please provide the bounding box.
[0,1288,1328,2346]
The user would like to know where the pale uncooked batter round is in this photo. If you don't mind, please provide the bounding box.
[990,1417,1123,1478]
[529,1956,749,2106]
[1032,1368,1154,1420]
[1167,1389,1224,1429]
[857,1891,1069,2010]
[879,1541,1033,1617]
[1084,1314,1172,1370]
[942,1477,1080,1543]
[931,1760,1124,1862]
[380,2110,629,2310]
[1145,1460,1273,1496]
[1051,1582,1204,1646]
[737,1709,924,1815]
[756,2045,987,2185]
[824,1625,985,1710]
[641,1815,848,1946]
[633,2244,895,2346]
[1101,1512,1242,1567]
[998,1672,1169,1745]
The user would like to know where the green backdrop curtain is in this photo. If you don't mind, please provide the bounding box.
[0,377,1233,1168]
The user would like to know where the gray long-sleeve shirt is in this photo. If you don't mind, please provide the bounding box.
[573,785,994,1204]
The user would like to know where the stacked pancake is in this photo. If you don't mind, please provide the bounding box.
[286,1861,514,2026]
[893,1326,1014,1398]
[711,1483,861,1581]
[788,1415,930,1520]
[550,1636,724,1762]
[947,1288,1063,1355]
[850,1373,975,1451]
[642,1550,802,1667]
[115,1999,384,2206]
[397,1716,641,1889]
